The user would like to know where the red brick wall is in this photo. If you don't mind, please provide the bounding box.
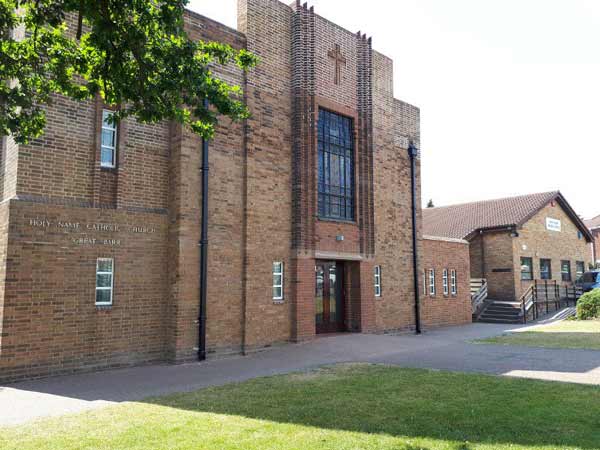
[0,202,9,355]
[0,201,168,381]
[0,1,437,381]
[421,237,472,328]
[239,0,294,350]
[513,203,591,299]
[591,229,600,266]
[481,231,516,301]
[467,202,592,302]
[372,51,422,334]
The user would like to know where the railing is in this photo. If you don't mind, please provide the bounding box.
[520,280,583,323]
[520,284,536,324]
[471,278,488,315]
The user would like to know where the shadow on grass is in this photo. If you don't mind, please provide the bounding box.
[478,331,600,350]
[148,364,600,450]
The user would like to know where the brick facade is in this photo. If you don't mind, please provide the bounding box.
[513,203,591,299]
[469,202,591,301]
[421,237,472,328]
[0,0,464,382]
[590,229,600,266]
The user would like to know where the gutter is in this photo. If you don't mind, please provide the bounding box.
[408,142,421,335]
[198,99,209,361]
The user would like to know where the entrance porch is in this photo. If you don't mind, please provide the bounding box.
[291,257,376,341]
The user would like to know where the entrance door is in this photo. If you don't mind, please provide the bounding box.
[315,261,345,334]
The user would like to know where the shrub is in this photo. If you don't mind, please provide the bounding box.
[576,290,600,320]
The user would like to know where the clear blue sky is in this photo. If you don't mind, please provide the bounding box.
[189,0,600,219]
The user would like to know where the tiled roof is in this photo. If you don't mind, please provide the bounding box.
[422,191,562,240]
[585,215,600,230]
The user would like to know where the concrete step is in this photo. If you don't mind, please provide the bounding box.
[484,306,521,313]
[480,311,520,319]
[477,300,523,324]
[479,317,523,324]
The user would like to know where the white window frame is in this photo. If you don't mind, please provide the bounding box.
[423,269,426,297]
[101,110,117,168]
[429,269,436,296]
[451,269,457,296]
[272,262,284,301]
[95,258,114,306]
[443,269,449,296]
[374,265,382,297]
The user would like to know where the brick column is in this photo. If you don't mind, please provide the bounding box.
[166,124,202,362]
[358,260,376,332]
[291,255,316,341]
[345,260,375,332]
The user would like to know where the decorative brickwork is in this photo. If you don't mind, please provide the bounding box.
[0,0,470,383]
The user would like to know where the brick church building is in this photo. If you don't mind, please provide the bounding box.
[0,0,472,382]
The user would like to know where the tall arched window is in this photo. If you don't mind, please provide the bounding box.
[317,109,354,221]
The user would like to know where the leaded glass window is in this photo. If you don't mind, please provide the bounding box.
[318,109,354,221]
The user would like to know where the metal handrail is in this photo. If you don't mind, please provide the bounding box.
[519,284,536,324]
[521,280,583,323]
[471,279,488,314]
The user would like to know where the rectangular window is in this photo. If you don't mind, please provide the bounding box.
[520,257,533,281]
[429,269,436,296]
[317,109,354,221]
[576,261,585,281]
[442,269,449,296]
[95,258,114,306]
[101,110,117,168]
[561,260,572,282]
[374,265,382,297]
[272,262,284,301]
[540,259,552,280]
[423,269,426,297]
[451,269,457,296]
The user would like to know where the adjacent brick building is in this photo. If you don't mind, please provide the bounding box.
[421,236,472,327]
[585,215,600,266]
[0,0,472,382]
[423,192,593,302]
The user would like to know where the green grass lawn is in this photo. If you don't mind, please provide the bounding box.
[478,319,600,350]
[2,365,600,450]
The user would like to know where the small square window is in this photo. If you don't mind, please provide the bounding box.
[96,258,114,306]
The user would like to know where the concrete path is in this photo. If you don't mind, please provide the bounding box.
[2,321,600,426]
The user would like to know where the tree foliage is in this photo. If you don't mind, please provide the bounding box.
[0,0,257,143]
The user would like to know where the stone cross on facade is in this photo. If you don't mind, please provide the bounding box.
[328,44,346,85]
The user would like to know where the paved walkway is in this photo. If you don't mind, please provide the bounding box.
[2,321,600,426]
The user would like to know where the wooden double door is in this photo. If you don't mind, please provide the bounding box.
[315,261,345,334]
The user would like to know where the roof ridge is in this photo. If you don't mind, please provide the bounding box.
[424,191,559,211]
